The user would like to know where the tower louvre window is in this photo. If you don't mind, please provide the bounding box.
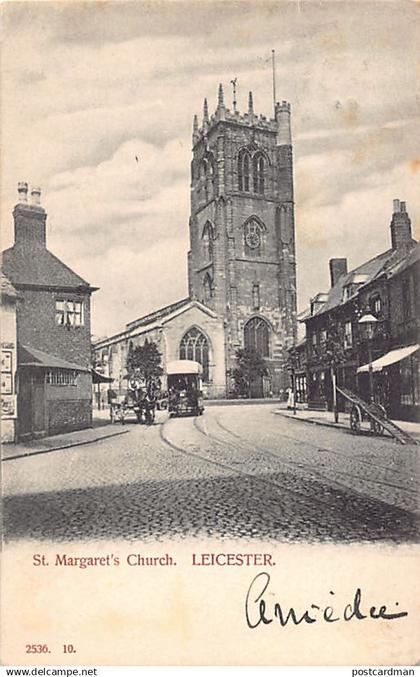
[203,273,213,302]
[252,284,260,310]
[238,150,250,192]
[244,316,270,358]
[253,154,265,194]
[202,221,214,262]
[179,327,210,380]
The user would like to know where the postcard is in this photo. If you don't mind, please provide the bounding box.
[1,0,419,668]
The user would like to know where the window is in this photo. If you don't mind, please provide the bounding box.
[202,222,214,261]
[370,294,382,316]
[238,150,250,192]
[253,154,265,194]
[203,274,213,302]
[402,276,415,320]
[344,321,353,348]
[400,356,420,406]
[56,299,84,326]
[179,327,210,380]
[46,370,78,386]
[244,317,270,357]
[252,284,260,310]
[320,329,327,344]
[244,218,263,257]
[312,332,318,347]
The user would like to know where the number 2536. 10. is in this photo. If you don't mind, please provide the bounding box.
[25,644,76,654]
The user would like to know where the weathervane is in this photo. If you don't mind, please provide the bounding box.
[230,77,237,113]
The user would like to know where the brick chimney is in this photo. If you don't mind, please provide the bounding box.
[329,258,348,287]
[390,199,412,250]
[13,182,47,249]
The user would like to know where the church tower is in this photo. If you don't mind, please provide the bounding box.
[187,84,297,396]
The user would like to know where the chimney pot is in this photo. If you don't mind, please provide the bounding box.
[400,201,406,212]
[31,186,41,205]
[393,198,400,213]
[17,182,28,203]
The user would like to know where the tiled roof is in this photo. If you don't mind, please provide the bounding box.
[18,344,90,372]
[385,242,420,277]
[1,245,93,289]
[0,271,19,299]
[126,297,191,330]
[310,247,406,319]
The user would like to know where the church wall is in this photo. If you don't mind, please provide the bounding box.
[162,306,226,398]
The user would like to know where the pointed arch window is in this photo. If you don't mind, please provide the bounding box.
[253,153,265,194]
[244,317,270,358]
[203,273,213,303]
[238,149,250,192]
[202,221,214,262]
[179,327,210,380]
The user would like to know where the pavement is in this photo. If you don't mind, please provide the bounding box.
[2,404,419,544]
[2,410,130,461]
[275,406,420,443]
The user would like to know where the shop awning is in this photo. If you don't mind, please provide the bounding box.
[92,369,114,384]
[357,344,419,374]
[18,344,90,372]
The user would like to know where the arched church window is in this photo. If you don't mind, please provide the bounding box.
[202,221,214,261]
[253,153,265,194]
[244,218,264,257]
[203,273,213,303]
[179,327,209,380]
[244,317,270,358]
[238,149,250,192]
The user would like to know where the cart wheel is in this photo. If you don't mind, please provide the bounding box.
[370,419,384,435]
[350,405,362,432]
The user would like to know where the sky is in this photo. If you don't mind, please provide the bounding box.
[1,0,419,339]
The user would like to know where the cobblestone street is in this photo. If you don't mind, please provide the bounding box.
[3,405,419,543]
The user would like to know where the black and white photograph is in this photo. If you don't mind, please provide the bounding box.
[1,0,419,667]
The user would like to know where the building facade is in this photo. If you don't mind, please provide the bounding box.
[1,183,97,439]
[303,200,419,422]
[93,85,297,399]
[1,273,19,442]
[93,298,225,401]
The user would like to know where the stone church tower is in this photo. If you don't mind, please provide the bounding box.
[187,84,297,396]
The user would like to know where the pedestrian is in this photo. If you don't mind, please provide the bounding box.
[286,387,295,410]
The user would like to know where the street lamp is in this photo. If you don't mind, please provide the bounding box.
[358,313,378,402]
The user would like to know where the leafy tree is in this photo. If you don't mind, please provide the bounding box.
[126,339,163,388]
[232,348,268,398]
[320,319,347,422]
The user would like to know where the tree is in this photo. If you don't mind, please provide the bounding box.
[126,339,163,388]
[321,319,347,422]
[232,347,268,398]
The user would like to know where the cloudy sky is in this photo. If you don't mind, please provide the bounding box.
[2,0,419,338]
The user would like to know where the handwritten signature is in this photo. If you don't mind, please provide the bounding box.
[245,572,408,629]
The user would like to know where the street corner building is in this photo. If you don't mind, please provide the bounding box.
[1,183,98,441]
[301,200,419,423]
[94,85,297,399]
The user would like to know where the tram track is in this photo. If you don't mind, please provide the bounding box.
[209,413,419,499]
[159,415,418,536]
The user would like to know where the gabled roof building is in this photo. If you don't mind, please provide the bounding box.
[1,183,98,439]
[302,200,419,421]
